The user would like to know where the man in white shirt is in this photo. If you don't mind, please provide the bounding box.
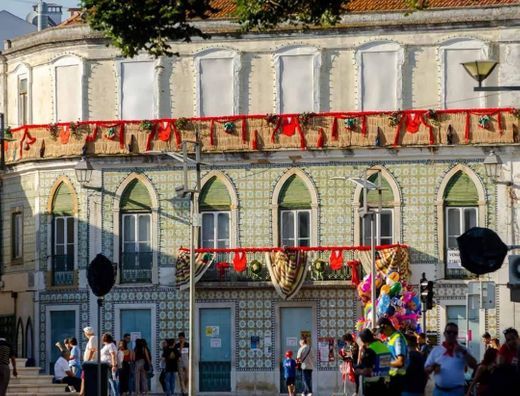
[54,351,81,391]
[425,322,477,396]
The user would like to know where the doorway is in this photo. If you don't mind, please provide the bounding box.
[279,307,313,394]
[49,310,76,374]
[199,307,232,392]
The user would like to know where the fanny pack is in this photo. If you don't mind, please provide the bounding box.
[435,384,464,392]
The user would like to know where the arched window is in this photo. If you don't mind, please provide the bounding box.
[278,175,312,247]
[16,318,24,357]
[199,176,232,248]
[120,179,153,284]
[444,171,479,270]
[360,173,394,246]
[50,181,77,286]
[25,317,33,360]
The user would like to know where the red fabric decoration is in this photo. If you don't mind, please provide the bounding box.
[232,252,247,272]
[59,125,70,144]
[251,130,258,150]
[422,114,435,145]
[145,122,157,151]
[281,116,299,137]
[392,116,405,147]
[19,128,36,158]
[347,259,361,286]
[118,122,125,149]
[405,113,422,133]
[215,261,230,279]
[270,117,282,143]
[329,250,343,271]
[172,122,182,148]
[296,121,306,150]
[85,124,98,143]
[331,117,339,141]
[361,115,368,137]
[157,121,171,142]
[316,128,324,148]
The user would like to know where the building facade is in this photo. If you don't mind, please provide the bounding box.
[0,1,519,394]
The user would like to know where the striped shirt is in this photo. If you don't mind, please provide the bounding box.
[0,338,14,366]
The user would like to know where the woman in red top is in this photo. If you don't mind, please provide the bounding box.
[497,328,519,366]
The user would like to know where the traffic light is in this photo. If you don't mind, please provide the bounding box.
[420,272,434,311]
[426,281,434,310]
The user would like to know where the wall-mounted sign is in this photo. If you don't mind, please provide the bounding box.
[447,249,462,269]
[205,326,219,337]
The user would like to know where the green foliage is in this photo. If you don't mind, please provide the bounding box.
[81,0,217,57]
[81,0,427,58]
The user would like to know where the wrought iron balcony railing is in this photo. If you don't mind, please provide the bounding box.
[51,255,74,286]
[120,252,153,284]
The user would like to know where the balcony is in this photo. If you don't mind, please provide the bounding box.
[199,253,354,283]
[120,252,153,284]
[51,255,75,286]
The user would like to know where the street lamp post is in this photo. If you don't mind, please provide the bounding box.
[461,60,520,91]
[148,139,205,396]
[331,170,382,329]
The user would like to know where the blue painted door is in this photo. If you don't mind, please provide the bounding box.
[280,307,313,394]
[199,308,231,392]
[120,309,152,349]
[50,310,76,374]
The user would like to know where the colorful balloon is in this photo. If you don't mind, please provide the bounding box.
[380,285,391,295]
[389,282,402,296]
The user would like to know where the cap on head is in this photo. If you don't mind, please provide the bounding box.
[285,350,293,358]
[83,326,95,335]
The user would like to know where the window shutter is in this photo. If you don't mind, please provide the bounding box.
[121,179,152,211]
[362,174,394,207]
[52,183,74,215]
[444,172,479,206]
[278,175,312,209]
[199,177,232,211]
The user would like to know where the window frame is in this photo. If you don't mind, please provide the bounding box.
[279,209,311,247]
[18,75,28,126]
[121,213,152,254]
[116,58,160,120]
[355,42,404,111]
[361,208,394,246]
[200,211,231,249]
[52,55,86,123]
[273,46,321,114]
[438,39,489,109]
[11,211,23,263]
[194,48,241,117]
[444,206,478,265]
[53,215,75,258]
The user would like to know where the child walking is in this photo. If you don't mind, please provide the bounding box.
[283,350,297,396]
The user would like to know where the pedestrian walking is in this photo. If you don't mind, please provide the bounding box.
[123,334,135,396]
[174,332,189,396]
[402,334,427,396]
[80,326,98,396]
[425,322,477,396]
[101,333,119,396]
[283,350,297,396]
[0,333,17,396]
[296,336,314,396]
[69,337,82,377]
[465,347,497,396]
[162,338,180,396]
[418,333,431,358]
[118,339,133,396]
[481,332,492,351]
[134,338,151,396]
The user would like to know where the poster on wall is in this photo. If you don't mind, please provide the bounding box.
[130,332,141,344]
[210,338,222,348]
[286,337,298,347]
[318,337,335,362]
[205,326,219,337]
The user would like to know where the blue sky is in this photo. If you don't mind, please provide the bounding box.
[2,0,80,19]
